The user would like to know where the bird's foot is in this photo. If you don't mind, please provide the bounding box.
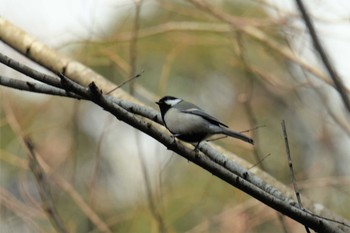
[193,142,202,158]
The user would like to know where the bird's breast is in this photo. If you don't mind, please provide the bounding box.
[164,108,209,135]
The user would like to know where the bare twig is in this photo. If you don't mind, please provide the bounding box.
[281,120,310,233]
[294,0,350,113]
[281,120,303,206]
[248,154,271,170]
[105,70,144,95]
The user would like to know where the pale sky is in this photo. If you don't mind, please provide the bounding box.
[0,0,132,46]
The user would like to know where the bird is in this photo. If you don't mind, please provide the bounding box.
[155,96,254,149]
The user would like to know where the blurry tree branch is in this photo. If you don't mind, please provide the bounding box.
[89,16,350,106]
[187,0,350,96]
[25,137,68,233]
[128,0,142,94]
[294,0,350,113]
[0,17,349,232]
[0,187,46,229]
[2,94,113,233]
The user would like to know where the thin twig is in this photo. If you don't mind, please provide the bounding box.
[239,125,266,134]
[248,154,271,170]
[281,121,303,206]
[281,120,310,233]
[105,70,144,95]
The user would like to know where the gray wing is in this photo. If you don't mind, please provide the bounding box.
[181,108,229,128]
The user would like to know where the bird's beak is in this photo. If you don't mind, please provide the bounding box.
[155,101,160,105]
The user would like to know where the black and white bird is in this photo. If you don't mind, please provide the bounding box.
[156,96,254,148]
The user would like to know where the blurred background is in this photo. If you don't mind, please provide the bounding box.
[1,0,350,232]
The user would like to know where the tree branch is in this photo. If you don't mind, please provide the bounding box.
[0,74,81,98]
[0,52,62,88]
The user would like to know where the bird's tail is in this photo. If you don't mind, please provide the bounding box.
[221,128,254,145]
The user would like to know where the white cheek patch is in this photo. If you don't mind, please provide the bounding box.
[165,98,182,106]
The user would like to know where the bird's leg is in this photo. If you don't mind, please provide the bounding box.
[170,134,177,144]
[193,141,202,158]
[165,135,178,151]
[194,141,201,151]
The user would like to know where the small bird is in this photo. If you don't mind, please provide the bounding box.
[156,96,254,148]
